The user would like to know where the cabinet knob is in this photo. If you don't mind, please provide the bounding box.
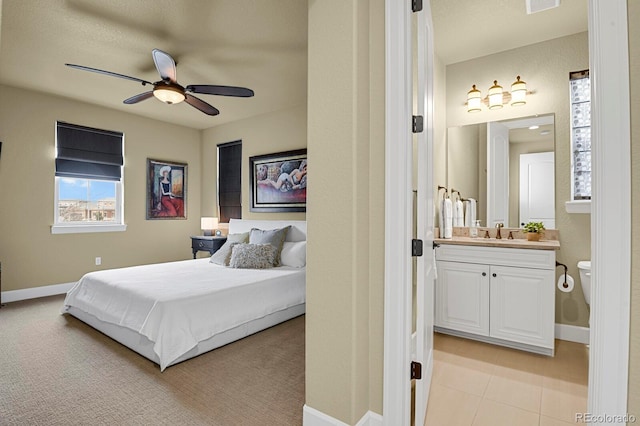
[482,272,487,277]
[492,273,497,278]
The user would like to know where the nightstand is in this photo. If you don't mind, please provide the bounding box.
[191,236,227,258]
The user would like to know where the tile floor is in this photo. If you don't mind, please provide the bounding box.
[424,333,589,426]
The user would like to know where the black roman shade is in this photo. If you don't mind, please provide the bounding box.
[55,122,124,181]
[218,140,242,223]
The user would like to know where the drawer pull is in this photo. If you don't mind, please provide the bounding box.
[199,242,204,248]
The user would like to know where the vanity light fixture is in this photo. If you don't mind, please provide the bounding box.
[467,85,482,113]
[488,80,504,109]
[510,76,527,106]
[465,76,530,112]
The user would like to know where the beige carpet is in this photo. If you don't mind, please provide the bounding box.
[0,295,305,425]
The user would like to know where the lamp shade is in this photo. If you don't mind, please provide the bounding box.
[467,85,482,113]
[488,80,504,109]
[201,217,219,232]
[510,76,527,106]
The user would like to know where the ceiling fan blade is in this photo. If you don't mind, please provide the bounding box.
[185,94,220,116]
[186,85,254,98]
[123,91,155,104]
[65,63,154,86]
[152,49,177,83]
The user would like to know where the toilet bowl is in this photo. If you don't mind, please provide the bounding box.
[577,260,591,306]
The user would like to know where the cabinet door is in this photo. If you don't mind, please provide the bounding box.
[489,265,555,349]
[435,261,490,336]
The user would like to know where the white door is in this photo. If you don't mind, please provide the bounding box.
[519,152,555,228]
[487,121,510,227]
[414,3,436,425]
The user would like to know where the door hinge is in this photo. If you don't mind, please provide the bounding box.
[412,239,423,257]
[412,0,423,13]
[411,361,422,380]
[412,115,424,133]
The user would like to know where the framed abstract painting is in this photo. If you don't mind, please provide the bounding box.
[249,149,307,212]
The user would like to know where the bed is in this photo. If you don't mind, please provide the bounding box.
[62,219,307,371]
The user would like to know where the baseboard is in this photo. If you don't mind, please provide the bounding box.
[303,405,382,426]
[1,282,74,304]
[555,323,590,344]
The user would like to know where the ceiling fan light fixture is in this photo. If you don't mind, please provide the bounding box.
[153,84,185,104]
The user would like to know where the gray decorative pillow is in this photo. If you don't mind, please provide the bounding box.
[249,226,291,266]
[209,232,250,265]
[229,243,277,269]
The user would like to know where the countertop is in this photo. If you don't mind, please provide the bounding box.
[435,227,560,251]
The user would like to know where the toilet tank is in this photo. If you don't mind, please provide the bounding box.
[577,260,591,305]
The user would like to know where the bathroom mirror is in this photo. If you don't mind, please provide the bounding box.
[447,113,555,228]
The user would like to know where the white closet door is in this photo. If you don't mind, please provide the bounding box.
[519,152,555,228]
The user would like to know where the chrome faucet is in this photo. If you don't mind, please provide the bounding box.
[495,222,504,239]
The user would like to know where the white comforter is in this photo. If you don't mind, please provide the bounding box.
[62,259,306,370]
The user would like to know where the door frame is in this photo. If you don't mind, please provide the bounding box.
[382,0,632,423]
[587,0,631,417]
[383,0,413,424]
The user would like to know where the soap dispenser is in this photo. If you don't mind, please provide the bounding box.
[470,220,480,238]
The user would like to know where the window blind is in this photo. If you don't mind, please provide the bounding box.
[218,140,242,223]
[55,122,124,181]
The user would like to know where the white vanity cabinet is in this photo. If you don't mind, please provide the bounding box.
[435,243,556,356]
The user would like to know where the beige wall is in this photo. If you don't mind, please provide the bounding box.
[200,105,307,223]
[0,84,202,291]
[628,0,640,419]
[306,0,384,422]
[444,33,591,327]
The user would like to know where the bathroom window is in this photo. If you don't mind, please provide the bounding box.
[570,70,591,200]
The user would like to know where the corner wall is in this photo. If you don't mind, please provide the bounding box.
[200,105,307,222]
[306,0,384,422]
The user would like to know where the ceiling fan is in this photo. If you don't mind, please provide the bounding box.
[65,49,254,116]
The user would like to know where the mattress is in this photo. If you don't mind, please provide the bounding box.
[62,258,306,370]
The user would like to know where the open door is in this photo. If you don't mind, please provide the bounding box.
[413,3,436,425]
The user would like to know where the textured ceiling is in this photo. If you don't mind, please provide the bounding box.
[0,1,587,130]
[430,0,588,65]
[0,0,308,130]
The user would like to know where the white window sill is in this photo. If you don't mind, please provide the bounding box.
[565,200,591,214]
[51,224,127,234]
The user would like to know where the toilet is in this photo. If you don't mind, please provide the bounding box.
[577,261,591,306]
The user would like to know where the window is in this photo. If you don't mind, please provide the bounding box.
[570,70,591,200]
[217,141,242,223]
[52,122,125,234]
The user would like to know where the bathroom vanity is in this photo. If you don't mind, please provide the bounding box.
[434,230,560,356]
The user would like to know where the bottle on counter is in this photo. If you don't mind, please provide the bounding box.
[470,220,480,238]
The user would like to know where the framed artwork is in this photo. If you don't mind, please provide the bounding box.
[249,149,307,212]
[146,158,187,219]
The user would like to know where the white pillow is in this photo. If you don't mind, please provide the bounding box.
[280,241,306,268]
